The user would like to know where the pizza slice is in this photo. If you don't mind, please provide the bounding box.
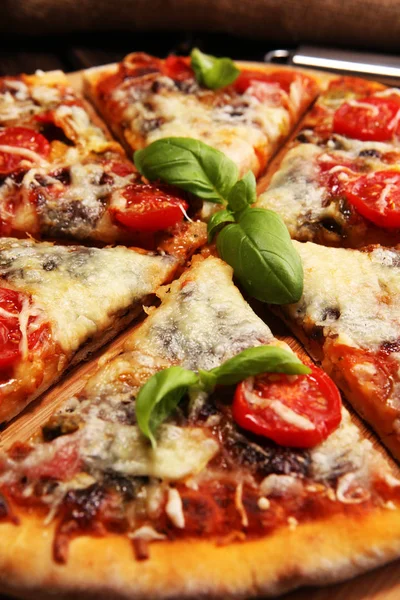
[83,52,321,178]
[1,256,400,599]
[276,240,400,461]
[0,71,206,253]
[256,76,400,248]
[0,237,177,423]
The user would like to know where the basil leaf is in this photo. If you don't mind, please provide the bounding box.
[207,208,235,242]
[217,207,304,304]
[227,171,257,214]
[199,345,310,390]
[134,138,238,204]
[191,48,240,90]
[136,366,199,447]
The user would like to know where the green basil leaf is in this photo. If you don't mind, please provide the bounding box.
[207,208,235,242]
[134,137,238,204]
[217,207,304,304]
[190,48,240,90]
[136,366,199,447]
[199,345,310,390]
[227,171,257,214]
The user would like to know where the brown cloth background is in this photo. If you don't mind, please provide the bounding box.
[2,0,400,51]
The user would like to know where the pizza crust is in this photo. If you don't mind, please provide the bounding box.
[1,505,400,599]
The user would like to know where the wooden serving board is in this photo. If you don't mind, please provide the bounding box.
[1,64,400,600]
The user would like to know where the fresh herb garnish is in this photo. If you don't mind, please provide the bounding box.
[136,346,310,446]
[190,48,240,90]
[134,137,303,304]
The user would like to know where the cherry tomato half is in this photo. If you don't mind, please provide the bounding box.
[234,70,298,95]
[232,365,342,448]
[0,127,50,175]
[333,97,400,142]
[0,287,23,368]
[163,56,194,80]
[112,183,188,232]
[344,170,400,229]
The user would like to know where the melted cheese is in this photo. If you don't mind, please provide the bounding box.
[129,257,274,371]
[54,104,107,150]
[0,238,176,354]
[117,75,292,176]
[80,416,219,481]
[256,144,327,236]
[289,241,400,351]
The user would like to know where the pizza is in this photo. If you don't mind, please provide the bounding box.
[0,70,206,254]
[0,237,177,423]
[0,55,400,600]
[83,52,321,178]
[1,256,400,600]
[256,76,400,248]
[273,241,400,462]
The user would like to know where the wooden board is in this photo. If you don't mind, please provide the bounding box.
[0,63,400,600]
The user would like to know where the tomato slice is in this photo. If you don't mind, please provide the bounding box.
[333,97,400,142]
[163,55,193,80]
[317,153,359,195]
[0,287,51,369]
[344,170,400,228]
[0,127,50,175]
[235,70,293,95]
[0,288,23,368]
[232,365,342,448]
[112,183,188,232]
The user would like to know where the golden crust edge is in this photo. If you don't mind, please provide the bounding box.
[1,505,400,600]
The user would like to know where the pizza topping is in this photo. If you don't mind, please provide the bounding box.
[0,127,50,174]
[111,183,189,233]
[190,48,239,90]
[333,96,400,142]
[292,242,400,350]
[165,487,185,528]
[344,171,400,228]
[0,287,49,368]
[232,366,342,448]
[135,138,304,304]
[336,471,371,504]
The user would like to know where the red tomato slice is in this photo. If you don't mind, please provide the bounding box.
[112,183,188,232]
[0,288,23,368]
[0,287,51,369]
[0,127,50,175]
[163,55,193,80]
[344,170,400,228]
[232,365,342,448]
[333,97,400,142]
[317,154,359,195]
[235,70,292,95]
[106,160,136,178]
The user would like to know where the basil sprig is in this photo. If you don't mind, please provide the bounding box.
[136,367,199,448]
[134,137,303,304]
[136,346,310,446]
[190,48,240,90]
[135,138,238,204]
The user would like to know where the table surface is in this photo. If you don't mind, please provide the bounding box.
[1,31,400,600]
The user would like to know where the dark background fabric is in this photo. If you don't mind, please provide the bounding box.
[2,0,400,52]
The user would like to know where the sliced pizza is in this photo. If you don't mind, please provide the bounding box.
[276,240,400,461]
[0,71,206,253]
[1,256,400,600]
[0,237,177,423]
[83,52,321,178]
[257,76,400,248]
